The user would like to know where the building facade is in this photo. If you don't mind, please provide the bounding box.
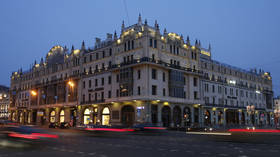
[9,15,274,127]
[0,85,9,119]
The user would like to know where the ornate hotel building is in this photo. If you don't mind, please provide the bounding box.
[0,85,9,119]
[9,15,274,127]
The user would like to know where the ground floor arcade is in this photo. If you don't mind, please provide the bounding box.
[9,101,275,128]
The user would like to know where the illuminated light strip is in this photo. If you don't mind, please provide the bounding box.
[31,133,59,139]
[143,127,167,130]
[229,129,280,133]
[85,128,135,132]
[8,133,39,139]
[186,132,232,136]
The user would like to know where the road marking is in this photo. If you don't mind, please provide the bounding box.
[88,152,96,156]
[186,132,232,136]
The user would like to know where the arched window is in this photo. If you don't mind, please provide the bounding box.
[102,107,110,125]
[60,110,65,123]
[84,108,90,125]
[50,111,56,123]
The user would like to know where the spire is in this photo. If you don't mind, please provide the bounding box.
[114,30,117,40]
[198,40,201,47]
[81,40,85,50]
[121,20,125,32]
[154,20,158,28]
[144,19,147,25]
[138,13,142,25]
[208,43,211,51]
[195,40,198,47]
[164,28,167,36]
[71,45,74,51]
[186,36,190,45]
[40,57,43,64]
[180,34,183,40]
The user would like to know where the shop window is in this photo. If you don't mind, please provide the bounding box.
[102,107,110,125]
[50,111,56,123]
[60,110,65,123]
[84,108,90,125]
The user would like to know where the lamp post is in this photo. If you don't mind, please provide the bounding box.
[246,105,255,128]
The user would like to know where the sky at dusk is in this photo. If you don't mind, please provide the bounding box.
[0,0,280,95]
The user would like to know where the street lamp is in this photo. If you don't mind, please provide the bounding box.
[31,90,37,96]
[246,105,255,128]
[68,81,75,87]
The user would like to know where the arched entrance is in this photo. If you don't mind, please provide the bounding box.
[251,114,255,125]
[27,112,31,124]
[204,110,211,126]
[162,106,171,127]
[183,107,191,126]
[50,110,56,123]
[241,112,245,125]
[102,107,110,125]
[218,111,223,125]
[121,105,135,126]
[83,108,90,125]
[60,110,65,123]
[173,106,182,127]
[226,109,239,125]
[19,112,24,124]
[11,112,16,121]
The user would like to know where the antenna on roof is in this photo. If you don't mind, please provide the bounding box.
[123,0,130,25]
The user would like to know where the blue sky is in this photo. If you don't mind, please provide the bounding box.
[0,0,280,95]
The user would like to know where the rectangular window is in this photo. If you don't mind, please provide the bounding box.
[212,85,215,93]
[154,40,157,48]
[109,48,112,56]
[128,41,131,50]
[108,90,111,98]
[116,74,119,82]
[116,89,119,97]
[137,86,141,95]
[96,53,99,60]
[102,51,105,58]
[138,70,141,79]
[83,81,85,89]
[102,77,104,85]
[108,76,111,84]
[152,85,157,95]
[193,77,197,87]
[194,91,198,99]
[95,93,97,101]
[95,79,98,86]
[88,93,91,102]
[163,72,165,82]
[163,88,166,96]
[132,40,134,49]
[109,61,112,67]
[90,55,92,61]
[82,94,85,102]
[101,92,104,100]
[124,43,127,51]
[149,38,153,47]
[152,69,157,79]
[89,80,91,88]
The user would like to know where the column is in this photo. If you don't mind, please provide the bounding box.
[157,104,162,126]
[215,110,218,126]
[200,107,204,127]
[223,109,226,126]
[170,105,174,127]
[191,107,194,124]
[181,105,185,127]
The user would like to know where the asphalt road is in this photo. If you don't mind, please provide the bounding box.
[1,129,280,157]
